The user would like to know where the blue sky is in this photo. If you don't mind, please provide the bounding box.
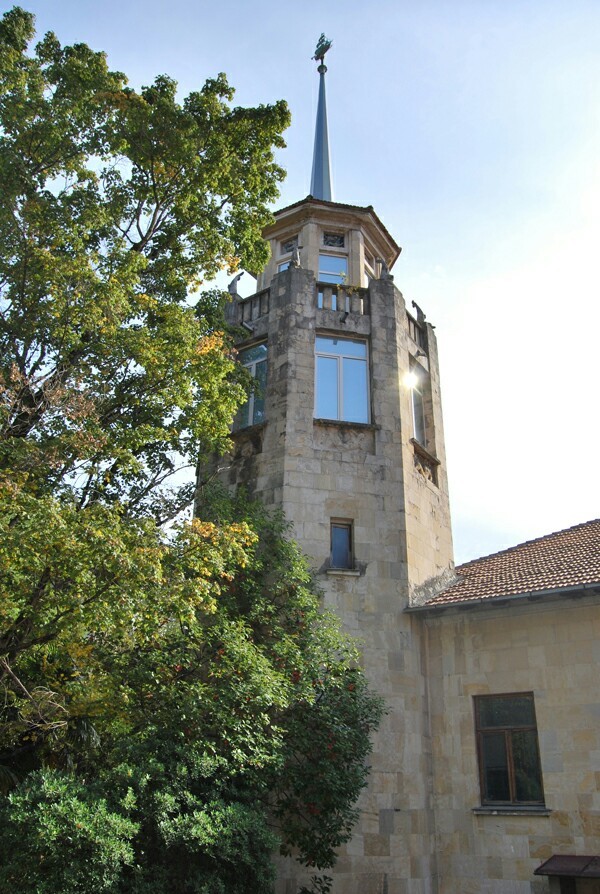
[9,0,600,562]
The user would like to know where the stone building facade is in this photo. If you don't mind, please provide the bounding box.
[220,195,453,893]
[208,38,599,892]
[215,191,600,893]
[411,520,600,894]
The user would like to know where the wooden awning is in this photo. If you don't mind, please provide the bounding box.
[534,855,600,878]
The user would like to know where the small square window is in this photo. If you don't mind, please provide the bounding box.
[278,261,290,273]
[475,693,545,806]
[331,520,353,569]
[323,232,345,248]
[281,236,298,255]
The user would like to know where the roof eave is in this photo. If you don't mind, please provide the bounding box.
[405,581,600,615]
[264,195,401,269]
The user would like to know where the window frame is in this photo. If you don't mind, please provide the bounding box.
[318,253,348,285]
[330,519,353,569]
[277,235,298,275]
[280,236,298,255]
[314,335,370,424]
[323,232,345,249]
[235,342,268,429]
[410,361,426,446]
[474,693,545,807]
[364,249,376,285]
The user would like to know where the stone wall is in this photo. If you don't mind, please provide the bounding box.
[422,595,600,893]
[208,198,599,894]
[215,259,455,893]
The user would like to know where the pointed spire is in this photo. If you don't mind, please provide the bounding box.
[310,34,333,202]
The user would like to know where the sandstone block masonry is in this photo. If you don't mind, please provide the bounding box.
[207,194,455,892]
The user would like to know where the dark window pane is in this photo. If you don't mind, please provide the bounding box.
[331,524,352,568]
[481,732,510,802]
[235,401,249,429]
[512,730,544,802]
[235,344,268,429]
[252,359,267,424]
[479,695,535,729]
[241,344,268,365]
[476,694,544,806]
[281,237,297,253]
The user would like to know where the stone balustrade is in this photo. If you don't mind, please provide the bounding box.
[316,283,370,315]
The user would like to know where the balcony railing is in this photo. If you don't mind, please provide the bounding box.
[317,283,370,316]
[237,288,270,324]
[233,284,423,328]
[407,311,426,349]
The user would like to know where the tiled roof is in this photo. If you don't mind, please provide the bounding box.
[424,519,600,608]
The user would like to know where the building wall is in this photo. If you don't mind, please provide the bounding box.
[216,249,454,893]
[207,203,600,893]
[422,596,600,894]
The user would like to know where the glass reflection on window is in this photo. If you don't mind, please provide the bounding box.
[235,343,267,428]
[318,254,347,284]
[315,337,368,423]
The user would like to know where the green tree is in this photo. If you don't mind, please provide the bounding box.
[0,4,288,512]
[0,485,382,894]
[0,9,383,893]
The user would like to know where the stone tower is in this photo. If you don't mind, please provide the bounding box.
[217,40,455,894]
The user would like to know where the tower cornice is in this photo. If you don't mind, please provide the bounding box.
[263,195,401,271]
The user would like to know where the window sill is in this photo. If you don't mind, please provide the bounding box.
[231,421,267,436]
[326,568,360,577]
[314,418,378,430]
[409,438,440,466]
[473,806,551,817]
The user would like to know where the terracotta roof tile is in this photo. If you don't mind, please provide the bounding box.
[425,519,600,607]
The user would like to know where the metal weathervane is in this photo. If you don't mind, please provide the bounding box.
[310,34,333,201]
[312,33,333,65]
